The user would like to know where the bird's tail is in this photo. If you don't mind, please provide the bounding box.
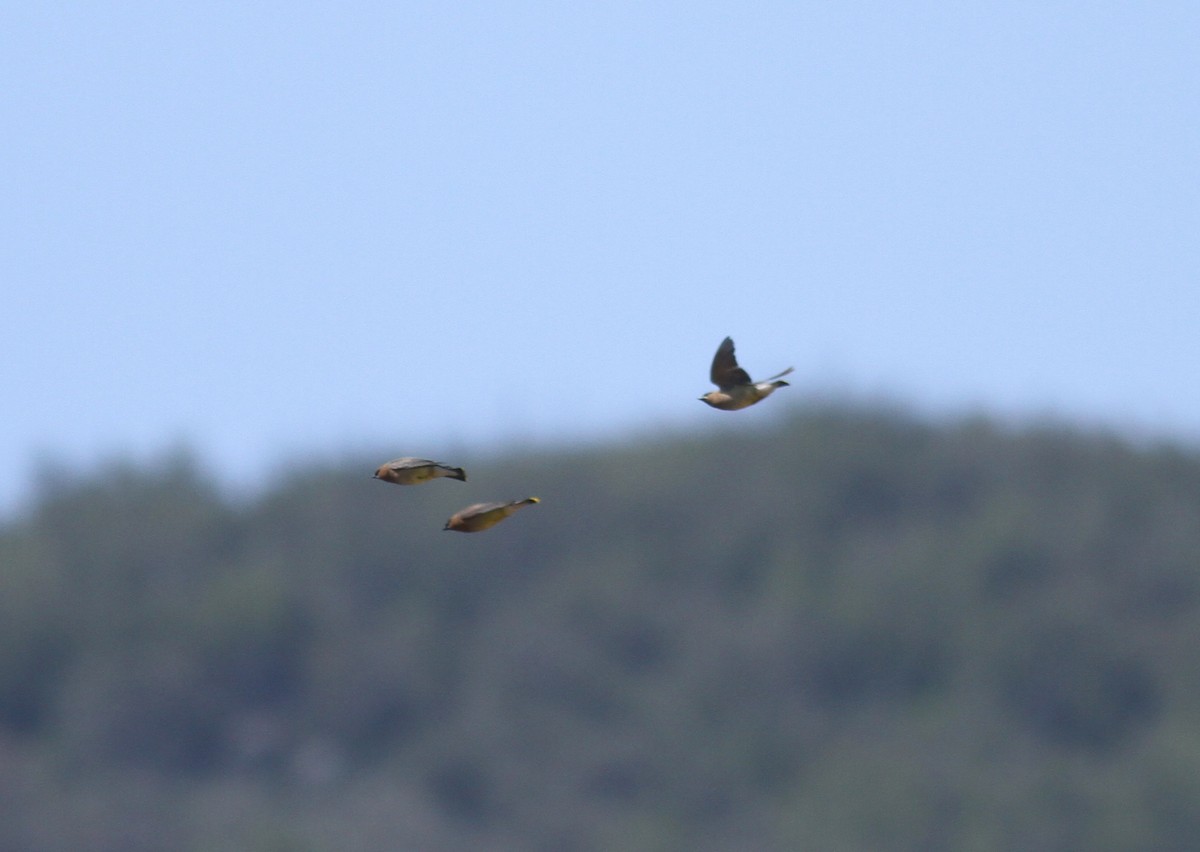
[448,467,467,482]
[522,497,541,505]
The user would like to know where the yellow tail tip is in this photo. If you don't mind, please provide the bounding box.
[527,497,541,504]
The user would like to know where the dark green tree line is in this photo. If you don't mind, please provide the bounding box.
[1,407,1199,850]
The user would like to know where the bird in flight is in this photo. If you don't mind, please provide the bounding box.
[372,457,467,485]
[443,497,540,532]
[699,336,793,411]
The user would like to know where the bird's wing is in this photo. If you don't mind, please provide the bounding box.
[761,366,795,383]
[389,457,431,469]
[463,502,504,515]
[710,336,753,388]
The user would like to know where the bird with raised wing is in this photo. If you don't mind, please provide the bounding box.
[443,497,540,532]
[372,457,466,485]
[699,336,793,410]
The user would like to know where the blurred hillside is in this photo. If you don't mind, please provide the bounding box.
[2,406,1200,851]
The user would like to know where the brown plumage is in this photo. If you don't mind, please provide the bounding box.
[443,497,540,532]
[699,336,793,411]
[372,457,466,485]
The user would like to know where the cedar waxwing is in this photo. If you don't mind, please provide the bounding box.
[372,457,466,485]
[699,336,793,411]
[443,497,540,532]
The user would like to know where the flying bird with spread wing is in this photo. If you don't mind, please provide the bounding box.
[443,497,540,532]
[699,336,793,411]
[372,457,467,485]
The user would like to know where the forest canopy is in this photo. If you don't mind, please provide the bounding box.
[2,405,1199,850]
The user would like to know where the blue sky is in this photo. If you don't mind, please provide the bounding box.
[3,2,1198,515]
